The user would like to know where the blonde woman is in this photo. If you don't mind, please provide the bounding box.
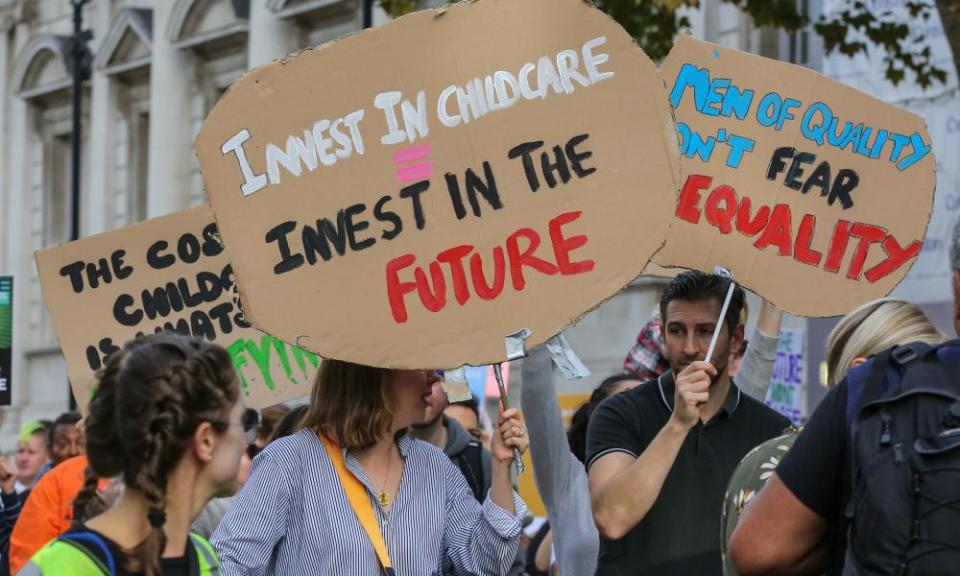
[823,298,945,386]
[724,298,945,576]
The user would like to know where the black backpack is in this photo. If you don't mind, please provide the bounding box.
[843,340,960,575]
[453,441,487,502]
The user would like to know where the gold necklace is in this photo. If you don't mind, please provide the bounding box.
[377,447,394,509]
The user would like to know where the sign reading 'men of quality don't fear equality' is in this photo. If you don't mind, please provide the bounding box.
[195,0,679,368]
[655,37,936,317]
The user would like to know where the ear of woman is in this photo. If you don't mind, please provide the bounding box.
[194,422,218,464]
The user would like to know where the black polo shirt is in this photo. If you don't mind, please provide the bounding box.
[586,371,790,576]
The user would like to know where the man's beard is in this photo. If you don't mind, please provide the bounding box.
[708,358,729,387]
[672,352,729,387]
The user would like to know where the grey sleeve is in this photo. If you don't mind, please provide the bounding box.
[191,497,232,539]
[736,328,780,402]
[518,345,585,512]
[520,345,601,576]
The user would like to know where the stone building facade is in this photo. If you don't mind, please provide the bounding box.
[0,0,822,451]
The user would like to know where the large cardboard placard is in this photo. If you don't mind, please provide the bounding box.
[655,37,936,317]
[195,0,679,368]
[35,207,318,412]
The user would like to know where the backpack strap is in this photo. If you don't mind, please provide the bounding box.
[456,442,486,502]
[844,341,946,519]
[57,531,116,576]
[860,345,898,407]
[846,341,935,423]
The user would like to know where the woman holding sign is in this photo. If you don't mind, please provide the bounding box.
[212,360,529,575]
[21,334,252,576]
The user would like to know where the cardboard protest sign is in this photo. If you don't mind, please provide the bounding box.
[35,206,318,412]
[640,261,679,279]
[655,37,936,317]
[764,328,806,425]
[195,0,679,369]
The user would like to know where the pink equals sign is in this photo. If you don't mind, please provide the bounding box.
[393,144,434,183]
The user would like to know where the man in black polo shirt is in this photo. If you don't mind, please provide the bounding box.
[586,271,789,575]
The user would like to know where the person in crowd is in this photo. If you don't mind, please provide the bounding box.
[624,301,754,380]
[722,297,945,575]
[9,455,108,574]
[524,518,553,576]
[8,413,93,574]
[45,413,83,471]
[21,334,249,575]
[622,311,670,381]
[0,455,19,576]
[729,297,951,575]
[411,381,492,502]
[3,421,52,574]
[190,423,259,540]
[212,360,529,575]
[254,405,289,449]
[954,214,960,335]
[522,356,642,576]
[444,396,485,443]
[518,294,783,575]
[587,271,790,575]
[412,382,527,576]
[720,427,801,576]
[265,404,308,444]
[194,404,313,539]
[728,339,748,376]
[13,423,50,491]
[448,393,495,448]
[735,214,960,569]
[624,299,783,402]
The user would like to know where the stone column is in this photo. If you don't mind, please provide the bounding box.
[247,1,297,68]
[0,15,12,274]
[146,1,193,218]
[86,0,112,234]
[6,87,29,417]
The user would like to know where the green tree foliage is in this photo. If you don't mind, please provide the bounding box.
[377,0,955,88]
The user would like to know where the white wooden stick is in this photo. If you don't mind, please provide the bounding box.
[705,267,735,365]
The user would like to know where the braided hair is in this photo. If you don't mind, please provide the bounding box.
[73,333,239,576]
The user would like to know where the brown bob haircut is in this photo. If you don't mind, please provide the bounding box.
[300,359,395,451]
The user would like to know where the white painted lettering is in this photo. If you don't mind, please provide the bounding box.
[221,129,267,197]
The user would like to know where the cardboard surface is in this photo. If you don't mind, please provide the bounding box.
[35,206,318,412]
[640,261,680,279]
[195,0,679,369]
[655,37,936,317]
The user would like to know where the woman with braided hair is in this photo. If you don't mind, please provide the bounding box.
[20,333,254,576]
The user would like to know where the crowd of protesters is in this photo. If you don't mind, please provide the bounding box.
[0,217,956,575]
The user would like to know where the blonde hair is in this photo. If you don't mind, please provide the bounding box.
[825,298,945,387]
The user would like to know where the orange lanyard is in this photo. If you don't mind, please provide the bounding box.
[318,433,395,575]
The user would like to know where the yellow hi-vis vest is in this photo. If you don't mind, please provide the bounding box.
[18,531,221,576]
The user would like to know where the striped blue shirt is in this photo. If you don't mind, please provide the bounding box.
[212,429,526,575]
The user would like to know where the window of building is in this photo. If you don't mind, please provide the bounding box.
[95,7,153,226]
[44,132,72,246]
